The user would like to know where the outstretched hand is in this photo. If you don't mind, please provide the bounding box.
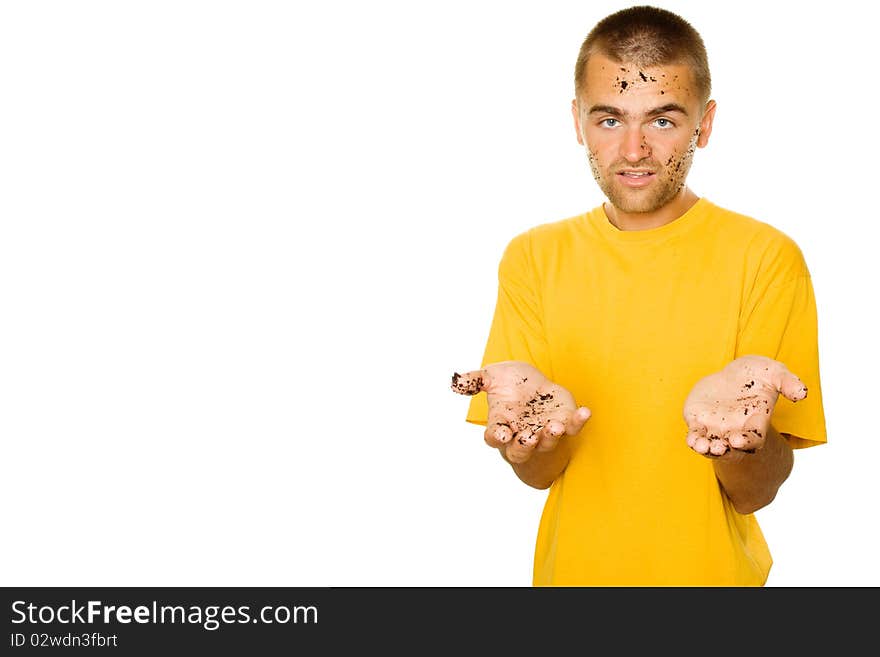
[451,361,591,464]
[683,354,807,460]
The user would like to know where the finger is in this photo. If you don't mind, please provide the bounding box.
[727,429,764,452]
[688,426,711,455]
[685,426,705,449]
[727,428,763,451]
[708,435,729,456]
[484,422,513,448]
[564,407,592,435]
[693,436,711,454]
[688,426,728,456]
[506,429,539,463]
[535,419,565,452]
[775,366,808,403]
[451,369,490,396]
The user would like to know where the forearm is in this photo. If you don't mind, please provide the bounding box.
[502,440,573,490]
[713,424,793,514]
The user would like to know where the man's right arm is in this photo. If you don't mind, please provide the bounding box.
[454,361,592,490]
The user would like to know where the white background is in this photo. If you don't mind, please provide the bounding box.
[1,0,877,587]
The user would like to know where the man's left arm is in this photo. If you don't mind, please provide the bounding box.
[712,424,793,514]
[683,354,809,514]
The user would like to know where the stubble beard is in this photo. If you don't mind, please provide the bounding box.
[587,141,697,215]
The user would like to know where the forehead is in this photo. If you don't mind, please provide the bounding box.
[582,52,697,107]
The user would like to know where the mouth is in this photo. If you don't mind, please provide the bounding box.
[617,170,656,187]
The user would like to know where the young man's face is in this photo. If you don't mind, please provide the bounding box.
[572,52,716,214]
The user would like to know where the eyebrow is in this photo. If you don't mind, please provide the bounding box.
[588,103,689,119]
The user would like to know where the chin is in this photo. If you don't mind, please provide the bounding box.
[607,184,675,214]
[608,194,665,215]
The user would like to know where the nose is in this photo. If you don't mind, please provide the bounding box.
[620,126,650,163]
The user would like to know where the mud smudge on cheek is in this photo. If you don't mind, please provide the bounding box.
[661,128,701,193]
[587,149,603,182]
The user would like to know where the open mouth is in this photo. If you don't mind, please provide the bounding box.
[617,171,656,186]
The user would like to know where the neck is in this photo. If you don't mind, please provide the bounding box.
[604,186,700,231]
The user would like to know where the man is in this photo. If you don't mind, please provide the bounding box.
[452,5,826,586]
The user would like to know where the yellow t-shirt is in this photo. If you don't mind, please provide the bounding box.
[466,197,827,586]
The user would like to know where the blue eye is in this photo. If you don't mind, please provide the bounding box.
[654,118,673,128]
[601,118,619,128]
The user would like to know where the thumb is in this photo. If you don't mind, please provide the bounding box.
[451,369,490,396]
[564,406,592,435]
[773,363,808,403]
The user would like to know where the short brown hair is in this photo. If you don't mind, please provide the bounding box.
[574,5,711,106]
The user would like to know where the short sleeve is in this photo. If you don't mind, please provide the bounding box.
[736,271,827,449]
[465,231,552,426]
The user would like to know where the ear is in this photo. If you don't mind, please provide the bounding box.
[697,100,717,148]
[571,99,585,146]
